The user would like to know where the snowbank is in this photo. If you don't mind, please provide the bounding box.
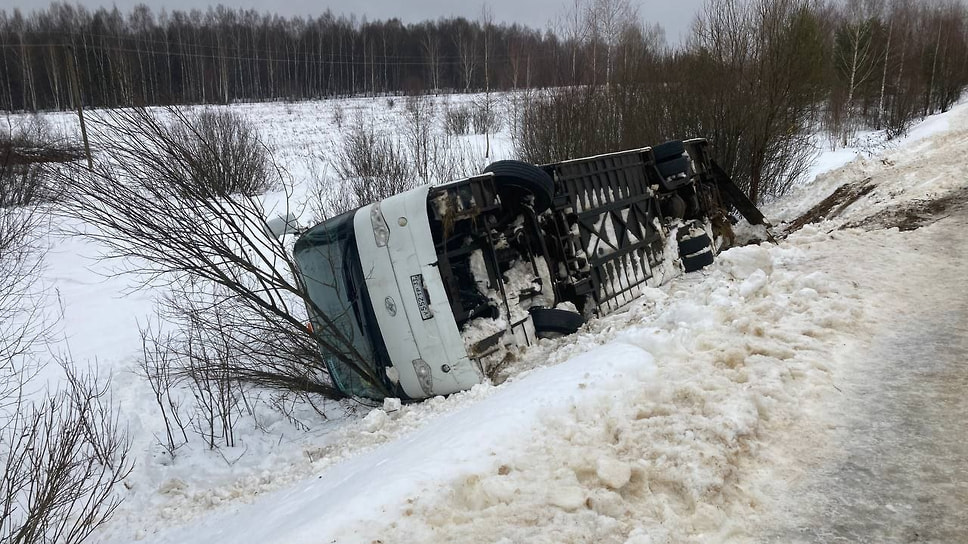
[124,235,868,543]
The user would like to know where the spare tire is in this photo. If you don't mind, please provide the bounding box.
[678,222,714,272]
[529,307,584,339]
[651,140,686,162]
[682,249,714,272]
[483,160,555,214]
[678,232,711,256]
[656,156,691,179]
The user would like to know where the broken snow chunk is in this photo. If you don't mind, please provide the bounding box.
[596,458,632,490]
[548,485,586,511]
[158,478,187,495]
[739,269,769,298]
[623,528,657,544]
[555,300,579,313]
[732,221,771,246]
[719,245,774,279]
[383,397,402,413]
[796,287,820,300]
[797,271,831,293]
[362,409,389,432]
[586,488,629,518]
[480,476,516,503]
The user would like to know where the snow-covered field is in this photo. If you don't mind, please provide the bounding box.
[15,94,968,543]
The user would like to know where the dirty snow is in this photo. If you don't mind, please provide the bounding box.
[10,94,968,543]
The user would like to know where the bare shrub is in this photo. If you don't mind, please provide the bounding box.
[424,132,485,184]
[884,79,922,140]
[139,283,331,457]
[471,98,501,134]
[310,93,485,222]
[332,104,345,128]
[311,121,484,222]
[402,95,436,179]
[1,253,130,544]
[169,108,274,197]
[0,206,48,370]
[305,156,356,221]
[54,106,385,399]
[0,361,132,544]
[0,164,46,208]
[0,203,49,439]
[169,289,247,451]
[444,105,472,135]
[0,116,78,207]
[687,0,826,203]
[515,86,626,164]
[138,319,190,457]
[184,336,240,451]
[333,119,416,206]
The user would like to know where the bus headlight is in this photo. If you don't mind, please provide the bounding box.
[412,358,433,395]
[370,203,390,247]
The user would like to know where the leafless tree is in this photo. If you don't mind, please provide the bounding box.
[453,20,478,92]
[519,0,825,204]
[54,106,387,399]
[402,94,436,180]
[834,1,879,144]
[421,29,442,93]
[586,0,637,84]
[555,0,591,84]
[479,7,493,156]
[1,3,964,111]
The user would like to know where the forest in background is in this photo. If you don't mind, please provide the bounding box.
[0,0,964,115]
[0,2,570,109]
[2,0,968,202]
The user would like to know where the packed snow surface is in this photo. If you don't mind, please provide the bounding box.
[17,95,968,543]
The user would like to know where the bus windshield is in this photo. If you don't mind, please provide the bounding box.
[293,210,386,399]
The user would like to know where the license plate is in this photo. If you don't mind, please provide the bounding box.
[410,274,433,320]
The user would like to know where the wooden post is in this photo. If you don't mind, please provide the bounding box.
[66,44,92,169]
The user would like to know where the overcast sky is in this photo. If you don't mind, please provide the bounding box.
[0,0,706,44]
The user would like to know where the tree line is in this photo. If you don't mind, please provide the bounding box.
[0,2,572,110]
[2,0,967,201]
[1,1,965,128]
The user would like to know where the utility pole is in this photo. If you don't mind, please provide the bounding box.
[66,44,92,169]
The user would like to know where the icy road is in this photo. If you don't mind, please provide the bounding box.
[36,96,965,544]
[759,183,968,539]
[768,222,968,542]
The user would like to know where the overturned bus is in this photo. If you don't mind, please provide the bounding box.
[293,139,769,400]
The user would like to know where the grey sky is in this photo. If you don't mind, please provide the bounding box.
[0,0,705,44]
